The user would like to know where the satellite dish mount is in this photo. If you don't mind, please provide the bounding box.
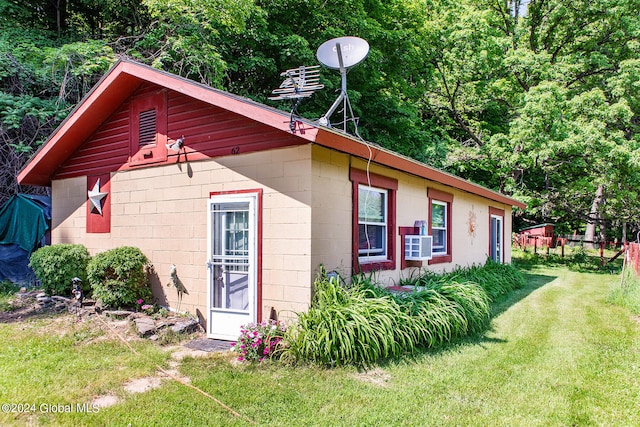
[316,36,369,135]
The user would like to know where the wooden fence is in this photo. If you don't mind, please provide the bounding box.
[514,233,632,268]
[627,243,640,277]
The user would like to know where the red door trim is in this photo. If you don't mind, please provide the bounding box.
[209,189,263,322]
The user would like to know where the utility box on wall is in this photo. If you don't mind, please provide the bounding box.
[404,235,433,261]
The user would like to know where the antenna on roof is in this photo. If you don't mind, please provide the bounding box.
[316,36,369,136]
[269,65,324,133]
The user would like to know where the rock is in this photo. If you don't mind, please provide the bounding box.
[51,295,72,303]
[36,292,46,299]
[134,317,156,337]
[170,319,200,334]
[104,310,135,319]
[37,296,52,304]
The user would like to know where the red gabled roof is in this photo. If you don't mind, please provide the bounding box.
[18,59,525,209]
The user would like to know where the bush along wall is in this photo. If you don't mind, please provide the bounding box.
[87,246,152,309]
[281,260,524,366]
[29,244,91,296]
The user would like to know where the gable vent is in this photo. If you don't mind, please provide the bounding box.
[138,109,157,146]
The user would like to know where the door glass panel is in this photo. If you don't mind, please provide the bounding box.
[491,216,502,262]
[211,202,250,311]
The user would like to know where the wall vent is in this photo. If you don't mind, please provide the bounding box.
[138,109,157,147]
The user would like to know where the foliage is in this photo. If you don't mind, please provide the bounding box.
[4,0,640,238]
[283,274,417,366]
[411,259,525,302]
[29,244,90,296]
[232,320,287,363]
[0,280,19,295]
[0,280,20,312]
[2,265,640,425]
[87,246,151,308]
[282,261,520,366]
[608,267,640,315]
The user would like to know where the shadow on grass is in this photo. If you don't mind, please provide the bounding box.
[378,270,559,367]
[489,270,557,318]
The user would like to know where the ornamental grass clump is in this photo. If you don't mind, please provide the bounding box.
[282,274,418,366]
[416,259,524,302]
[232,320,286,362]
[283,261,522,367]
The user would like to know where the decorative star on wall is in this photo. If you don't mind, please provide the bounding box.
[88,178,108,215]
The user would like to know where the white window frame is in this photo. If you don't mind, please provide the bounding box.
[358,185,388,262]
[431,200,448,254]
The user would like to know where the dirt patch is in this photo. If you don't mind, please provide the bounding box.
[354,368,392,387]
[123,377,163,393]
[0,292,65,323]
[92,395,120,408]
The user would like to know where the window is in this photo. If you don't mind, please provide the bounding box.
[428,188,453,264]
[350,168,397,273]
[489,207,505,263]
[358,185,388,258]
[129,91,167,166]
[431,201,447,254]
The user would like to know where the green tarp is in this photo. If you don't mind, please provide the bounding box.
[0,194,50,253]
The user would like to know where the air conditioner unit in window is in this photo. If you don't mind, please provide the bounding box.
[405,235,433,261]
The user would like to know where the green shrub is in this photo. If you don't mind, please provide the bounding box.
[29,244,90,296]
[87,246,152,308]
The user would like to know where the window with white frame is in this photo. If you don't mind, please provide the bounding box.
[358,185,388,259]
[431,200,447,254]
[428,188,453,264]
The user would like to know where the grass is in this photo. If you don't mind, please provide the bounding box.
[0,317,169,426]
[0,281,20,312]
[608,264,640,315]
[1,262,640,425]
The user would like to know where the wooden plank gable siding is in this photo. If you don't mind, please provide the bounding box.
[54,83,304,180]
[54,104,131,179]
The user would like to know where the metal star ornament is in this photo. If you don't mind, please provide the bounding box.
[88,178,108,215]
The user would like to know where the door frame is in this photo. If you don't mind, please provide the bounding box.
[489,207,504,263]
[207,189,262,339]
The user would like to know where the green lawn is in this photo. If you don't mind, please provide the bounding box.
[1,265,640,426]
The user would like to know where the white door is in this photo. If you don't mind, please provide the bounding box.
[207,194,258,340]
[490,215,503,263]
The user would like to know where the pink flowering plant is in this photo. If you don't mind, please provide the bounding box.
[136,299,155,315]
[231,320,286,363]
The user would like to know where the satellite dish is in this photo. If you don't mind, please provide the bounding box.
[316,37,370,70]
[316,36,369,135]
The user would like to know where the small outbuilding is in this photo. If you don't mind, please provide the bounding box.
[18,60,525,339]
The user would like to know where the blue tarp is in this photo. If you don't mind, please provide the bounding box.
[0,194,51,284]
[0,244,35,284]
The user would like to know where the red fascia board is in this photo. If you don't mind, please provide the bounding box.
[18,63,142,186]
[315,127,526,209]
[18,59,317,186]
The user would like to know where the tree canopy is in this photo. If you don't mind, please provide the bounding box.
[2,0,639,241]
